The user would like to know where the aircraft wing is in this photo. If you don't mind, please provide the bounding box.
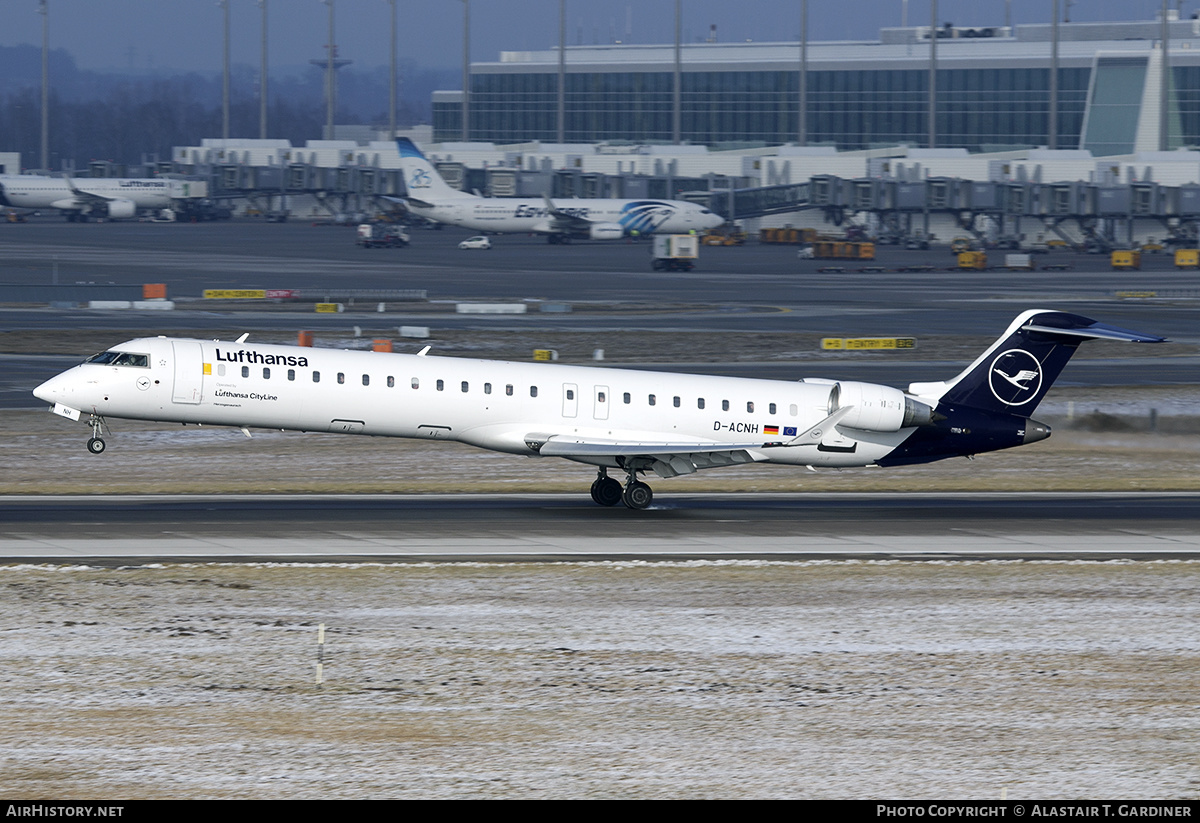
[541,194,595,230]
[529,434,789,478]
[64,177,118,204]
[379,194,436,211]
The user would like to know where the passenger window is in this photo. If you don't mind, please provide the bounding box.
[769,403,777,415]
[722,400,729,411]
[337,373,345,385]
[697,398,705,409]
[506,384,513,396]
[313,371,320,383]
[218,364,226,377]
[648,394,656,406]
[790,404,798,416]
[241,366,249,378]
[461,381,469,393]
[288,369,295,381]
[484,383,492,395]
[412,377,419,389]
[263,367,270,379]
[437,379,444,391]
[530,386,538,398]
[566,389,574,400]
[387,376,395,388]
[597,392,605,403]
[747,401,755,413]
[673,396,680,408]
[362,374,370,386]
[623,392,631,404]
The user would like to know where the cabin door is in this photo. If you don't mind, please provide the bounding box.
[171,341,204,404]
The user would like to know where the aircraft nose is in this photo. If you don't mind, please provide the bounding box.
[33,371,72,404]
[1023,419,1051,445]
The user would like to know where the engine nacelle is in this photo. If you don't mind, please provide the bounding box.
[588,222,624,241]
[829,381,935,432]
[103,199,137,219]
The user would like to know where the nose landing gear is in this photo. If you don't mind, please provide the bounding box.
[85,413,107,454]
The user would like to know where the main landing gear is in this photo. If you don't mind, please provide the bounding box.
[589,467,654,510]
[85,413,107,454]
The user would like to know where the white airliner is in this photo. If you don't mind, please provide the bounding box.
[392,138,724,242]
[0,174,180,221]
[32,310,1162,509]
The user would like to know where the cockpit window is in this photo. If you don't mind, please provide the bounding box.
[86,351,148,367]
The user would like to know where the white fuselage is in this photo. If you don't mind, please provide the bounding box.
[0,175,175,213]
[34,338,911,470]
[409,197,721,236]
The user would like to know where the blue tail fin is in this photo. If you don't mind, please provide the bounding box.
[908,310,1165,414]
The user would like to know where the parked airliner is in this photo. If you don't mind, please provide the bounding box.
[392,138,724,242]
[32,310,1162,509]
[0,174,183,221]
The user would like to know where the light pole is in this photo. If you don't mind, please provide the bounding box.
[673,0,681,145]
[928,0,938,149]
[461,0,470,141]
[221,0,230,140]
[259,0,268,139]
[39,0,49,170]
[799,0,807,146]
[388,0,397,137]
[558,0,565,143]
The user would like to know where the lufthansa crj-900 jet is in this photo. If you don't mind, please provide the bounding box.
[33,310,1163,509]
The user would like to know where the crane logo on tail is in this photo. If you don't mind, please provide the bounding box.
[988,349,1043,406]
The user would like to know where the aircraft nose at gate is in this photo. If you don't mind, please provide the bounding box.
[1023,419,1051,445]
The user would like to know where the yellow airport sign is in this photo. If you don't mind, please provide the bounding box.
[822,337,916,350]
[203,289,266,299]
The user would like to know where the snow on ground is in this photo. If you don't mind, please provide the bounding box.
[2,561,1198,799]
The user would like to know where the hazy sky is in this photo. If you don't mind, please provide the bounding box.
[0,1,1183,75]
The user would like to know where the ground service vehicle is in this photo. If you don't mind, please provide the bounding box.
[651,234,699,271]
[356,224,410,248]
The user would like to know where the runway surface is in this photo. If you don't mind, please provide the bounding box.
[3,493,1199,562]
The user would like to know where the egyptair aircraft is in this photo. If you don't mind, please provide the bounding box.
[0,174,178,221]
[32,310,1162,509]
[391,138,724,242]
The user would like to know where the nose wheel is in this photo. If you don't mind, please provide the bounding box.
[85,413,108,454]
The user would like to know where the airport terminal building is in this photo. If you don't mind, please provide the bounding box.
[433,15,1199,155]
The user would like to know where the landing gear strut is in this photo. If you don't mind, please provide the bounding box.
[86,413,107,454]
